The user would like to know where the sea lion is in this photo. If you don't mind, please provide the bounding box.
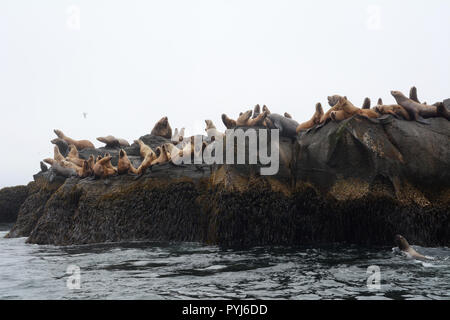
[205,120,224,142]
[97,135,130,148]
[51,138,69,157]
[262,105,271,114]
[93,156,116,179]
[395,235,430,261]
[134,139,156,159]
[103,153,117,173]
[409,86,420,103]
[171,128,185,143]
[50,162,77,178]
[331,96,379,120]
[252,105,261,119]
[53,146,65,162]
[296,103,324,132]
[222,110,268,128]
[151,145,170,165]
[53,129,95,150]
[265,113,299,138]
[67,144,79,158]
[374,104,410,120]
[391,90,450,122]
[284,112,292,119]
[377,98,383,105]
[44,158,83,176]
[40,161,48,172]
[150,116,172,139]
[319,95,347,124]
[117,149,138,175]
[135,152,154,175]
[362,97,371,109]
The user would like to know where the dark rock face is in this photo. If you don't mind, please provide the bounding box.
[0,185,29,223]
[6,119,450,247]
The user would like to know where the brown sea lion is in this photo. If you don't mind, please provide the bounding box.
[97,135,130,148]
[395,235,430,261]
[117,149,138,175]
[296,103,324,132]
[222,110,268,128]
[252,105,261,119]
[262,105,271,114]
[338,96,379,119]
[67,144,79,158]
[374,104,410,120]
[409,86,420,103]
[87,155,95,172]
[103,153,117,173]
[53,146,65,162]
[93,156,116,179]
[362,97,371,109]
[51,138,69,157]
[391,90,450,122]
[53,129,95,150]
[134,139,156,159]
[151,145,170,165]
[221,114,237,129]
[319,95,347,123]
[150,116,172,139]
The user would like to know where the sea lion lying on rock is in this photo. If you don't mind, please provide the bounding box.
[117,149,138,175]
[53,129,95,150]
[265,113,299,138]
[391,90,450,122]
[329,96,379,122]
[395,235,430,261]
[97,135,130,148]
[296,103,324,132]
[93,156,116,179]
[51,138,69,157]
[374,104,410,120]
[151,117,172,139]
[134,139,156,159]
[205,120,224,141]
[221,109,268,129]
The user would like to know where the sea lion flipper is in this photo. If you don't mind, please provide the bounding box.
[409,86,420,103]
[362,97,371,109]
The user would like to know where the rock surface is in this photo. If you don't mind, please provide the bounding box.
[5,116,450,247]
[0,185,29,223]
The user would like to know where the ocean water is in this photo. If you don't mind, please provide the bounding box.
[0,223,449,300]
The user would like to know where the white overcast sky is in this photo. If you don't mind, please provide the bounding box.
[0,0,449,188]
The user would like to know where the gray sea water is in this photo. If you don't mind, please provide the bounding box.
[0,223,449,300]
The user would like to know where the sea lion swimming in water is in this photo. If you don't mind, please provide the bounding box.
[395,235,430,261]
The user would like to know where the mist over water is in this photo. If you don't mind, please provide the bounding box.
[1,225,449,300]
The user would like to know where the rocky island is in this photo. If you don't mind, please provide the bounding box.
[2,105,449,247]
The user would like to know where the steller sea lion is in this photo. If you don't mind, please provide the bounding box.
[395,235,430,261]
[151,145,170,166]
[53,146,65,162]
[319,95,347,124]
[374,104,410,120]
[331,96,379,121]
[296,103,324,132]
[53,129,95,150]
[265,113,299,138]
[134,139,156,159]
[222,110,268,128]
[51,138,69,157]
[50,162,77,178]
[40,161,48,172]
[150,116,172,139]
[391,90,450,122]
[377,98,383,105]
[117,149,138,175]
[362,97,371,109]
[93,156,116,179]
[67,144,79,158]
[409,86,420,103]
[97,135,130,148]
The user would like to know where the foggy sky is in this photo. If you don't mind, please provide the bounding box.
[1,0,449,188]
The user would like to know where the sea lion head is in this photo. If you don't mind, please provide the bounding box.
[391,90,407,102]
[53,129,64,138]
[327,95,343,107]
[395,234,410,251]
